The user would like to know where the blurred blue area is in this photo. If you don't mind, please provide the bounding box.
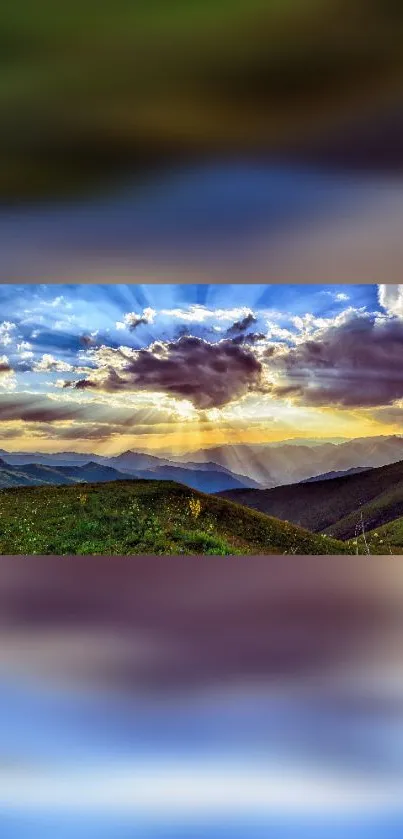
[1,163,402,282]
[1,555,403,838]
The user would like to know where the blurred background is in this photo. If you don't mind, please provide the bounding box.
[1,556,403,838]
[0,0,403,280]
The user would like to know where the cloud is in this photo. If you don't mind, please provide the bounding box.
[1,421,176,441]
[70,379,99,390]
[271,311,403,408]
[231,332,266,345]
[0,355,15,389]
[43,295,72,309]
[65,336,267,409]
[160,306,255,324]
[227,313,257,335]
[116,308,155,331]
[0,391,183,430]
[0,392,90,423]
[17,341,34,360]
[0,354,11,374]
[0,321,16,347]
[79,334,97,348]
[370,404,403,428]
[378,284,403,318]
[33,354,74,373]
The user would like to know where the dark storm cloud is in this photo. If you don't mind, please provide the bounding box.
[68,336,266,409]
[227,313,257,335]
[231,332,266,345]
[0,360,11,374]
[271,313,403,408]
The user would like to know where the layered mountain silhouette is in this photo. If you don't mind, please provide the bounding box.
[175,435,403,486]
[2,435,403,488]
[0,454,258,494]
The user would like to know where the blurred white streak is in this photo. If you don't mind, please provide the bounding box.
[0,761,402,816]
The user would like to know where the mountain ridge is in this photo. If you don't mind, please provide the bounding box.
[219,459,403,540]
[0,457,255,494]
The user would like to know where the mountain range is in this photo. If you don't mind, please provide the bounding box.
[0,453,258,494]
[165,435,403,485]
[2,433,403,502]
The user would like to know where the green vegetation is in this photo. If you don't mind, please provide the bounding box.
[0,479,349,555]
[351,516,403,555]
[1,0,403,198]
[324,489,403,542]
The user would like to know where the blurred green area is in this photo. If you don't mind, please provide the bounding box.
[1,0,403,199]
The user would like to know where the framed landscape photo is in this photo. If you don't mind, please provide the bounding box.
[0,281,402,556]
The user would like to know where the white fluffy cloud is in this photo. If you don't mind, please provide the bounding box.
[116,308,156,330]
[0,321,16,347]
[160,306,255,324]
[33,354,74,373]
[0,354,16,390]
[17,341,34,360]
[378,284,403,318]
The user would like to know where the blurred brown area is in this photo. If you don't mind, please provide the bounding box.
[0,555,401,695]
[1,0,403,201]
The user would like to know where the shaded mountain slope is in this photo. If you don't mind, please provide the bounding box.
[133,465,250,493]
[301,467,370,483]
[219,459,403,538]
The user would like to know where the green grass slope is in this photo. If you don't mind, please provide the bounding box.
[352,517,403,554]
[324,479,403,540]
[0,479,349,555]
[220,459,403,538]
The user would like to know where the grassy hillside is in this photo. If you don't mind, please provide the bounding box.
[353,517,403,554]
[324,480,403,540]
[0,479,349,555]
[220,459,403,538]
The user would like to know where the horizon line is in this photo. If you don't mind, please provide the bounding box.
[1,433,403,459]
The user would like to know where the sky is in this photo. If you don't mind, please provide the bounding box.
[0,282,403,454]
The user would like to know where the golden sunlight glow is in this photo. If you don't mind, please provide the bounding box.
[1,403,399,455]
